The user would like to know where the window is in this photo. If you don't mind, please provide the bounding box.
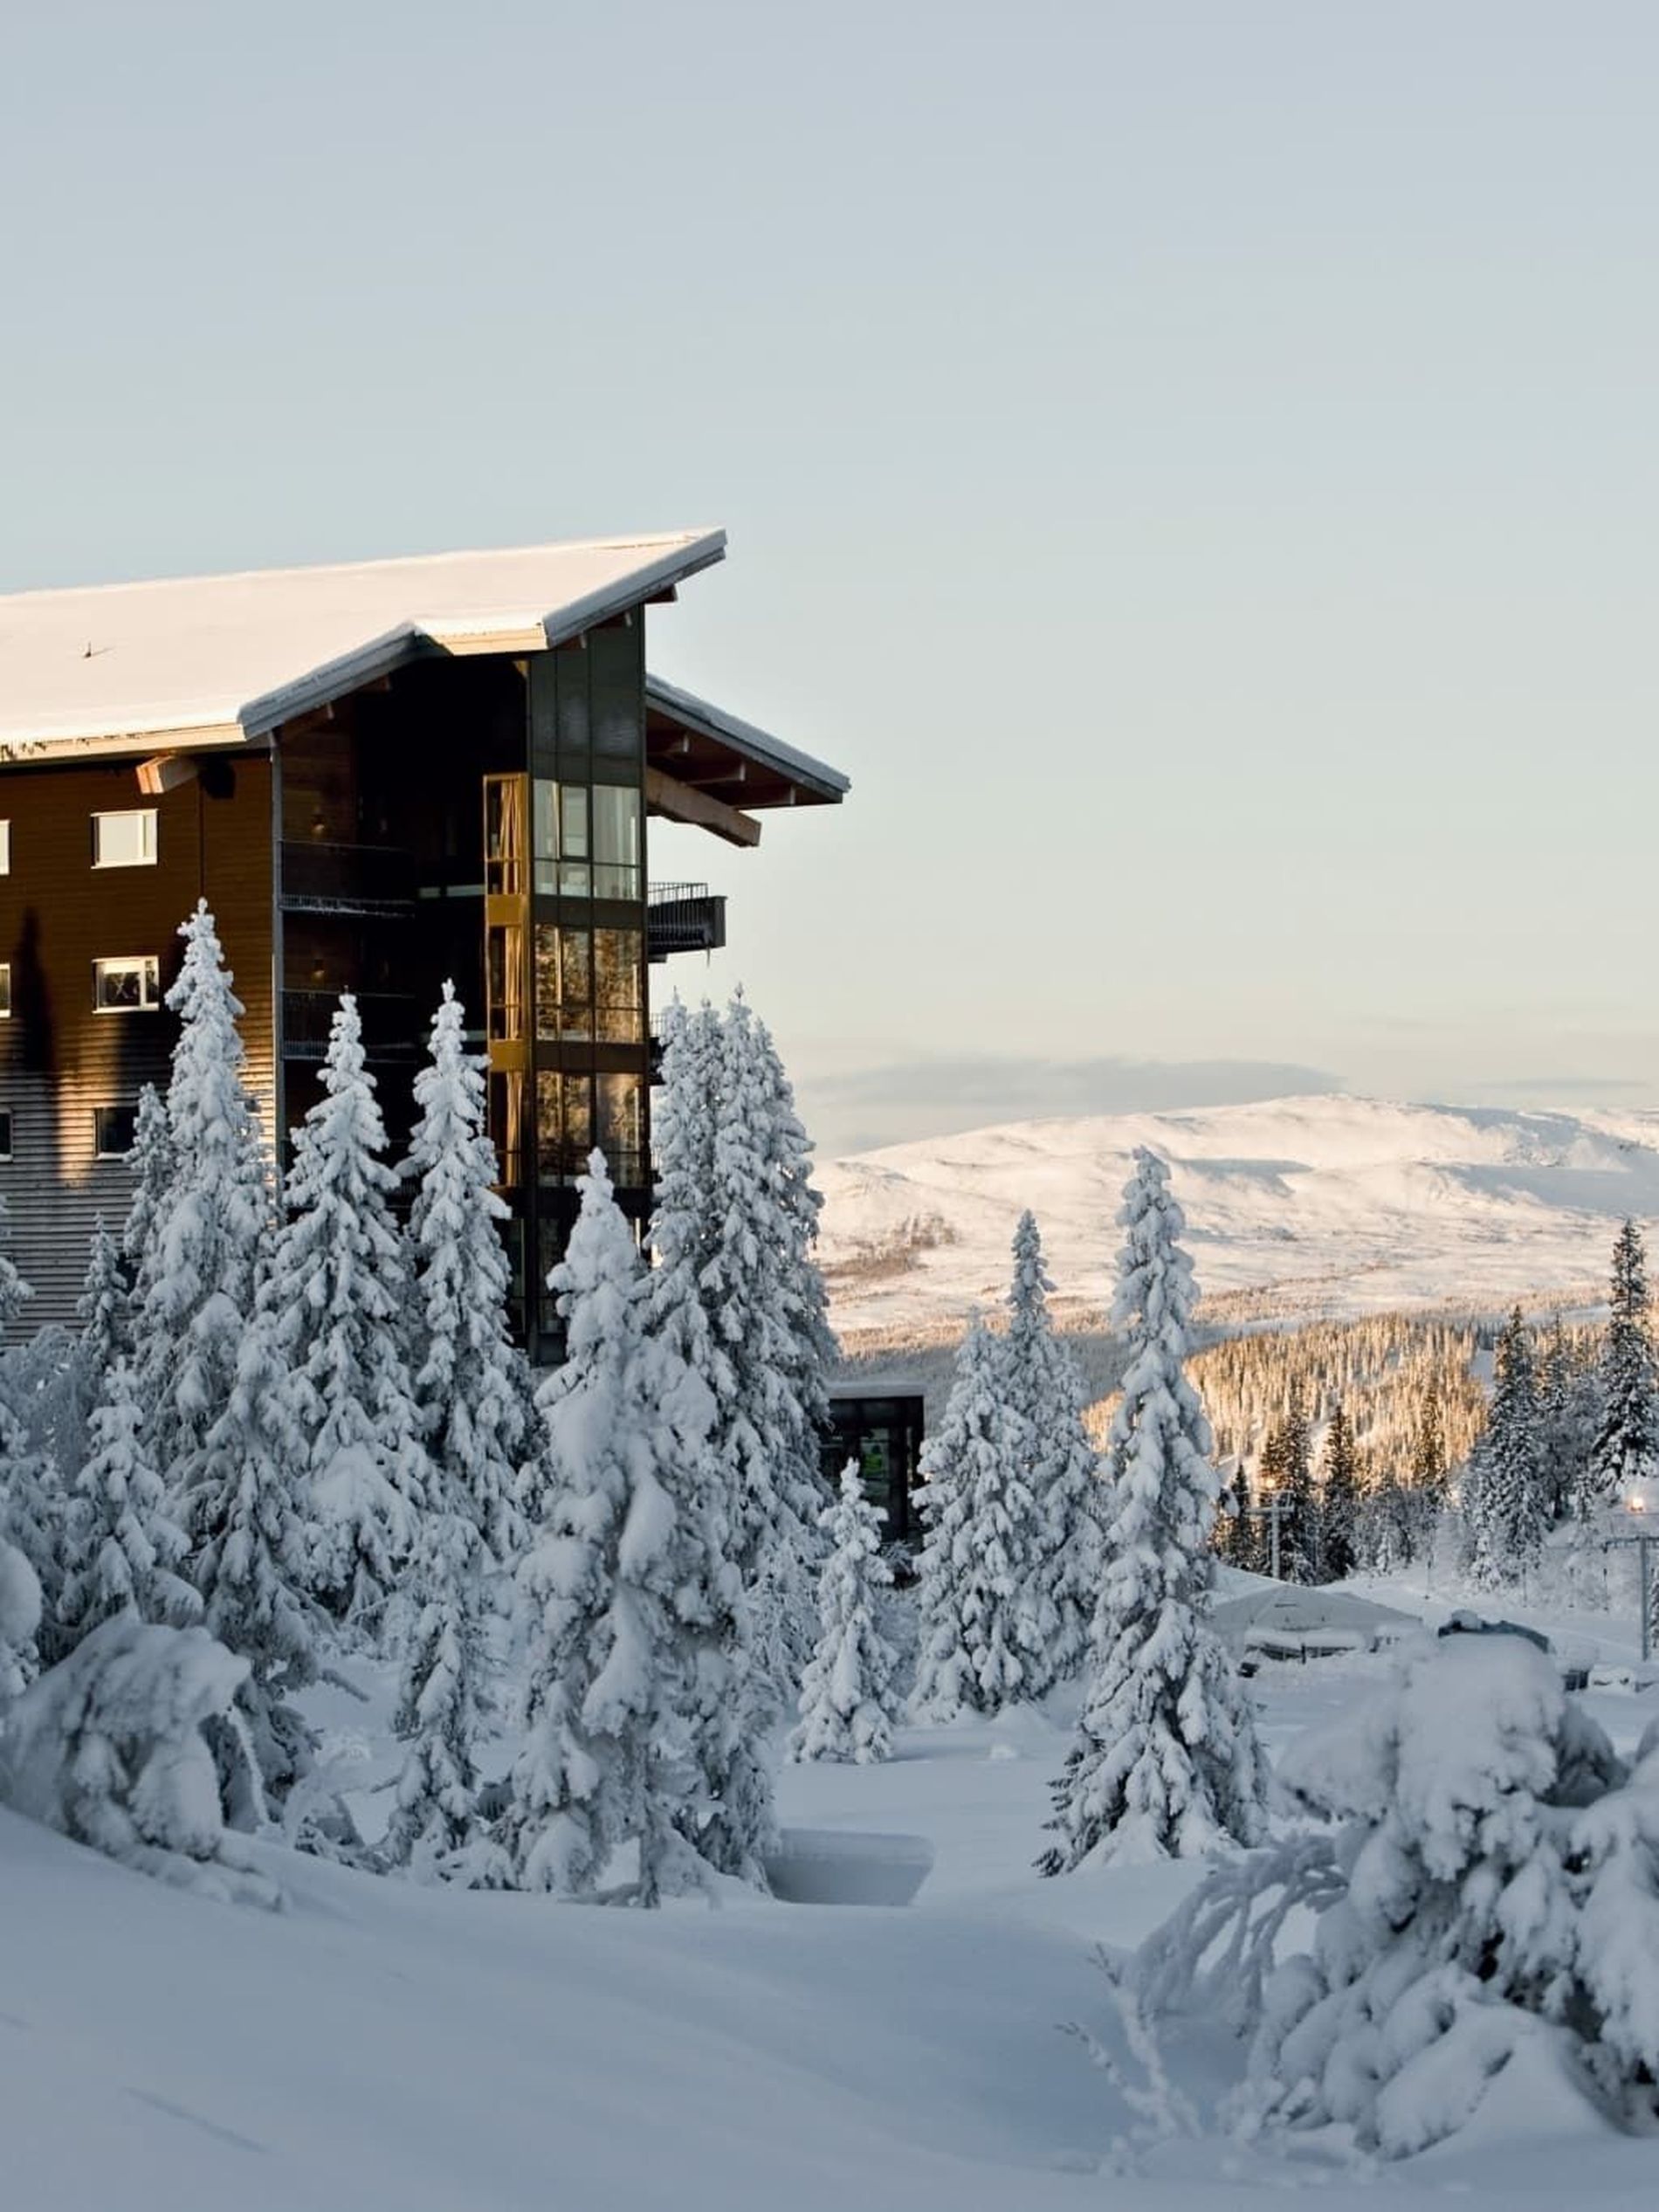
[0,963,10,1017]
[533,781,590,897]
[92,810,158,869]
[93,955,161,1012]
[597,1072,645,1185]
[93,1104,138,1160]
[535,1069,593,1182]
[0,1111,11,1161]
[591,786,642,899]
[594,927,644,1043]
[485,925,524,1043]
[0,821,10,874]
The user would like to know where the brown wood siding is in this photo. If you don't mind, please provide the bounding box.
[0,756,274,1333]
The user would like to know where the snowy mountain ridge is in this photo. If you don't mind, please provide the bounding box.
[817,1094,1659,1344]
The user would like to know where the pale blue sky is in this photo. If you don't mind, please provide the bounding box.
[3,2,1656,1155]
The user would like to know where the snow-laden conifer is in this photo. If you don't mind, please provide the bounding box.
[1131,1634,1659,2153]
[132,905,272,1499]
[1319,1401,1359,1582]
[0,1521,40,1703]
[272,993,425,1630]
[1590,1217,1658,1510]
[185,1300,319,1817]
[999,1209,1100,1688]
[911,1312,1047,1719]
[788,1463,901,1764]
[1041,1149,1266,1871]
[57,1359,199,1651]
[506,1154,724,1902]
[73,1213,131,1421]
[403,981,527,1566]
[644,1001,773,1882]
[1463,1307,1548,1586]
[706,991,837,1692]
[120,1083,176,1279]
[0,1192,33,1342]
[0,1616,279,1904]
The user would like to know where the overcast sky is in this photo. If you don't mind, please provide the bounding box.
[3,3,1656,1157]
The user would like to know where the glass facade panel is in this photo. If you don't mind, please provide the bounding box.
[535,1070,593,1181]
[591,785,642,899]
[533,924,595,1043]
[486,923,524,1042]
[594,927,644,1044]
[485,777,525,896]
[488,1069,526,1188]
[597,1072,645,1186]
[533,780,596,897]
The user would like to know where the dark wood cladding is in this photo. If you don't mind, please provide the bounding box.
[0,756,273,1331]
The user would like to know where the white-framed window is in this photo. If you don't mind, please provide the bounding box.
[93,955,161,1012]
[0,1110,11,1161]
[91,810,158,869]
[0,963,10,1016]
[0,821,10,874]
[93,1104,138,1160]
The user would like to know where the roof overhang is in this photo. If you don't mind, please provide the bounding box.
[644,674,849,814]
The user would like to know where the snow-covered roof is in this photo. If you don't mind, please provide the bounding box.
[0,531,726,761]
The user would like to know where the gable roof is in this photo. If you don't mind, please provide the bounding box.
[0,530,726,760]
[645,675,850,807]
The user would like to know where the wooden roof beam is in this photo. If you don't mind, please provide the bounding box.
[644,764,762,849]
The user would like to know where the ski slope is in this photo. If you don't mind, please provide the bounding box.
[818,1095,1659,1341]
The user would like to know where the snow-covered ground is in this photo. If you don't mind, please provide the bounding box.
[819,1096,1659,1342]
[9,1578,1659,2211]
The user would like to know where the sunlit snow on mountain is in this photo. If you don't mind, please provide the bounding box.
[817,1096,1659,1343]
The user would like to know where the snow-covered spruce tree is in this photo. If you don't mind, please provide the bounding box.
[1131,1633,1659,2155]
[506,1153,725,1903]
[120,1083,176,1282]
[1041,1149,1266,1871]
[403,980,527,1567]
[132,905,272,1506]
[642,1000,773,1883]
[1319,1402,1359,1583]
[999,1209,1101,1689]
[0,1615,279,1905]
[788,1462,901,1764]
[56,1358,200,1653]
[1589,1216,1658,1512]
[1537,1319,1600,1524]
[185,1299,320,1819]
[705,989,837,1701]
[0,1226,70,1662]
[1463,1307,1547,1588]
[272,993,425,1631]
[0,1519,40,1703]
[1262,1385,1319,1583]
[72,1213,131,1414]
[382,984,527,1880]
[911,1312,1048,1719]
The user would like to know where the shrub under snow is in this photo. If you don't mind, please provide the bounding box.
[1131,1632,1659,2155]
[0,1616,279,1905]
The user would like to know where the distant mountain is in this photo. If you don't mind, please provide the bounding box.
[817,1095,1659,1347]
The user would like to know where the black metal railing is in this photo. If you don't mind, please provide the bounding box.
[280,989,422,1061]
[646,881,726,961]
[279,842,418,917]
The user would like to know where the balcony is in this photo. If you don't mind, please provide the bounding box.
[647,881,726,962]
[279,841,417,919]
[281,989,422,1063]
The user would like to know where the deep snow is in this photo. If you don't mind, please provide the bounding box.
[8,1583,1659,2209]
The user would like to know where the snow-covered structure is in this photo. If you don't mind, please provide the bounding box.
[0,536,847,1345]
[1042,1148,1267,1870]
[788,1464,901,1765]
